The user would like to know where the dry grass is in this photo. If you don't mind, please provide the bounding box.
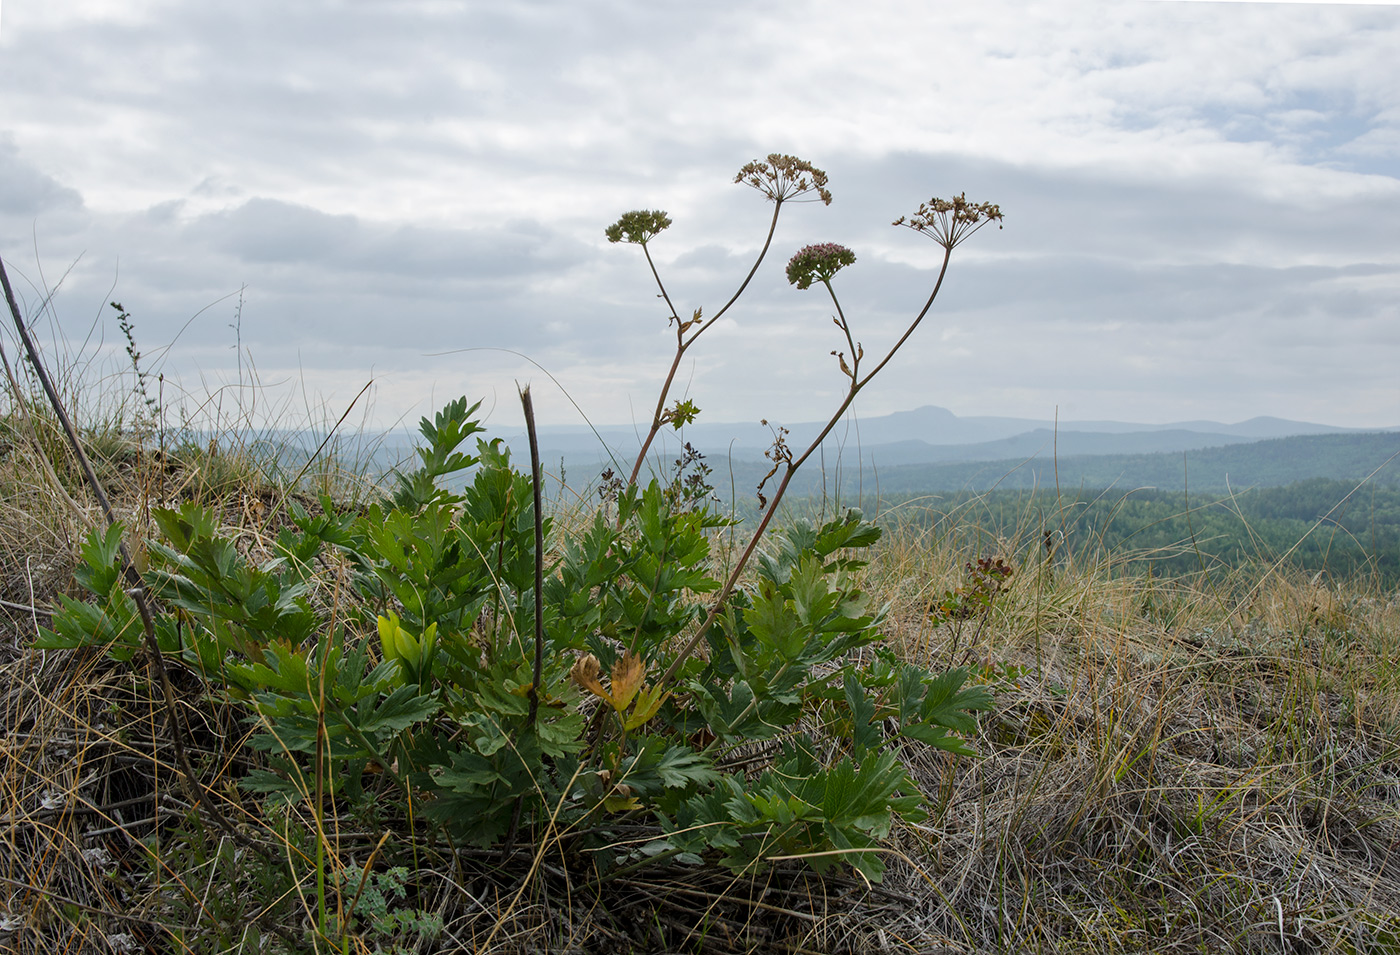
[863,513,1400,953]
[2,397,1399,954]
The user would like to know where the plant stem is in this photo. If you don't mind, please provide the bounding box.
[626,200,785,488]
[520,385,545,729]
[657,248,955,687]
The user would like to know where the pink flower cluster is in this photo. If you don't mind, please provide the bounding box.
[785,242,856,289]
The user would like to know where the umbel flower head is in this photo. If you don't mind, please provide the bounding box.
[605,209,672,245]
[893,193,1004,250]
[785,242,856,289]
[735,154,833,205]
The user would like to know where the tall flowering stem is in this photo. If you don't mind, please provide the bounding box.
[609,154,832,489]
[657,195,1004,688]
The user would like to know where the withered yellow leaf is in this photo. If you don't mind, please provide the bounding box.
[610,652,645,712]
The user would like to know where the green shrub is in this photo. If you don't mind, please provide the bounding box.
[40,398,991,881]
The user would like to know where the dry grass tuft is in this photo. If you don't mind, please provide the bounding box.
[861,514,1400,953]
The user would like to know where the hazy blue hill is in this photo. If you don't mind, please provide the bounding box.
[840,431,1400,494]
[288,404,1398,498]
[851,428,1255,466]
[527,423,1342,473]
[500,405,1395,476]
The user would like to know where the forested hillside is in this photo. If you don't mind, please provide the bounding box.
[863,477,1400,585]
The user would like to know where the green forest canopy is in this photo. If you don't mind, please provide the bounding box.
[851,478,1400,586]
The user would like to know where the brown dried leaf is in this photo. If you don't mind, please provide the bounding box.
[571,653,611,704]
[610,652,645,712]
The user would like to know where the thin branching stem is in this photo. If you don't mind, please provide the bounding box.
[827,278,860,378]
[856,245,952,389]
[700,199,784,333]
[658,251,954,686]
[626,200,787,488]
[628,349,686,487]
[642,243,681,332]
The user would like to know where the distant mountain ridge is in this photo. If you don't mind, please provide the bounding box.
[346,405,1397,494]
[506,405,1396,472]
[821,431,1400,495]
[603,432,1400,498]
[522,404,1378,453]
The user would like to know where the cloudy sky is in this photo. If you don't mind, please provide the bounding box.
[1,0,1397,438]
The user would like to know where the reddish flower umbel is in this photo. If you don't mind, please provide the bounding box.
[785,242,856,290]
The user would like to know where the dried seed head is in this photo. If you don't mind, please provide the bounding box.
[605,210,672,245]
[571,653,607,699]
[785,242,856,289]
[734,154,832,205]
[893,192,1004,250]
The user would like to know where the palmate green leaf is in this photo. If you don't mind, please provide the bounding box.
[842,672,882,754]
[758,509,882,582]
[150,501,222,553]
[688,679,774,738]
[421,786,523,847]
[246,710,362,759]
[823,751,924,834]
[150,505,249,589]
[353,685,438,736]
[416,731,547,846]
[652,745,720,789]
[283,493,357,554]
[535,707,588,757]
[416,396,485,471]
[899,722,975,756]
[246,681,434,767]
[918,667,994,735]
[819,821,885,881]
[235,642,316,698]
[670,783,744,853]
[475,676,531,718]
[390,396,484,509]
[697,738,925,882]
[434,749,503,789]
[610,737,720,795]
[240,767,308,802]
[787,557,842,631]
[35,591,143,659]
[813,510,882,557]
[73,521,126,598]
[744,579,806,660]
[888,663,993,755]
[459,712,511,757]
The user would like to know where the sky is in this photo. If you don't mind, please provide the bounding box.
[0,0,1397,439]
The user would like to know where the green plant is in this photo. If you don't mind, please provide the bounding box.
[109,301,161,430]
[330,865,443,950]
[41,398,991,887]
[37,156,1004,895]
[929,555,1016,662]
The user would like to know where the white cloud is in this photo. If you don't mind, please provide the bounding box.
[0,0,1396,432]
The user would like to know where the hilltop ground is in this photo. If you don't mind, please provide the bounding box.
[2,405,1399,954]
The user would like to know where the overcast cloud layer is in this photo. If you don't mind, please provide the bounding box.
[1,0,1397,435]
